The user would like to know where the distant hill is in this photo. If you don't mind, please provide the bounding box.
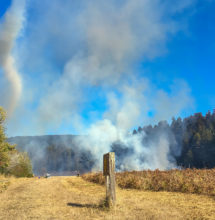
[8,135,78,151]
[8,135,95,175]
[7,111,215,175]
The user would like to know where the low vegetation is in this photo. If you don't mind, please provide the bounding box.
[0,175,10,193]
[6,152,33,177]
[0,107,33,177]
[0,176,215,219]
[82,168,215,196]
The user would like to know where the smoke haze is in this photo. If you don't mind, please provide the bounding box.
[2,0,196,172]
[0,0,26,117]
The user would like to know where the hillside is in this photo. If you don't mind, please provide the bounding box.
[8,135,95,175]
[0,176,215,219]
[7,111,215,176]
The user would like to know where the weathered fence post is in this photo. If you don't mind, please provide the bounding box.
[103,152,116,207]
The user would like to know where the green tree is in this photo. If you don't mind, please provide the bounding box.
[184,149,193,167]
[0,107,33,177]
[7,152,33,177]
[0,107,15,173]
[193,132,201,147]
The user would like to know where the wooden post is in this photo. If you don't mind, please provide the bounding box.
[103,152,116,207]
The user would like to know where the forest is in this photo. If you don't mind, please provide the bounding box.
[133,110,215,169]
[6,110,215,175]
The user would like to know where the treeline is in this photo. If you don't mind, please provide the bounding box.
[45,145,95,174]
[7,110,215,175]
[133,111,215,169]
[8,135,95,175]
[0,107,33,177]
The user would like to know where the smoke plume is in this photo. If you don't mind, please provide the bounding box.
[0,0,26,117]
[5,0,196,172]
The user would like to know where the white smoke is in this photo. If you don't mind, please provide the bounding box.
[73,79,193,171]
[6,0,196,171]
[0,0,26,117]
[29,0,195,130]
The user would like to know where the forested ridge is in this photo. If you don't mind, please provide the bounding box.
[8,135,95,175]
[7,110,215,175]
[133,110,215,168]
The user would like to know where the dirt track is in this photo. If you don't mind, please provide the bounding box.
[0,176,214,220]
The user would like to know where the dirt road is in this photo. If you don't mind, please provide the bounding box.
[0,176,214,220]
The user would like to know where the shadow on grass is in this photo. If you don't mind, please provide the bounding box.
[67,202,97,208]
[210,195,215,201]
[67,200,111,211]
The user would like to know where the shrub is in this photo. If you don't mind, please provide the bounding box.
[82,168,215,196]
[0,106,33,177]
[0,107,16,174]
[6,152,33,177]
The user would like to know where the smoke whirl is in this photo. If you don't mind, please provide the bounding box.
[0,0,26,117]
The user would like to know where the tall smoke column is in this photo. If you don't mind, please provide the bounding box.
[5,0,196,172]
[0,0,26,117]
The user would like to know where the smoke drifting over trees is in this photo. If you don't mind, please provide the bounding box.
[1,0,195,134]
[0,0,201,173]
[8,111,215,175]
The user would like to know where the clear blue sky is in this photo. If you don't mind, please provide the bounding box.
[1,0,215,136]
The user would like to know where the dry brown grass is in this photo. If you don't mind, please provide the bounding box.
[0,175,11,193]
[82,168,215,196]
[0,175,214,219]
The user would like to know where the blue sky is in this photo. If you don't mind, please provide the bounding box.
[0,0,215,137]
[140,1,215,115]
[0,0,11,17]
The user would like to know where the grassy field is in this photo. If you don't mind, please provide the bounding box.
[0,174,214,219]
[0,175,11,193]
[82,168,215,196]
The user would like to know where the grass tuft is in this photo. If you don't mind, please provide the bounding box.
[0,175,10,193]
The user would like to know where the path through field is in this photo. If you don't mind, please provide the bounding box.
[0,176,214,220]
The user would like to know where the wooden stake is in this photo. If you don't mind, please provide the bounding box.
[103,152,116,207]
